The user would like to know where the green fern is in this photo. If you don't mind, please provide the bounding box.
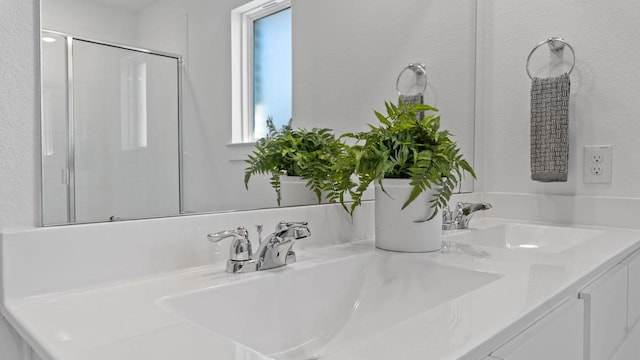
[330,100,476,220]
[245,118,346,206]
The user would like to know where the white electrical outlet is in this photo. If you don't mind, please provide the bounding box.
[584,145,612,184]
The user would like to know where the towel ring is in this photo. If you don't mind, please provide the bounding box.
[396,63,427,97]
[526,37,575,80]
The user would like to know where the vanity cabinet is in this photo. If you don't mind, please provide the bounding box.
[627,252,640,329]
[30,351,43,360]
[579,249,640,360]
[0,315,45,360]
[610,251,640,360]
[0,315,43,360]
[579,263,628,360]
[487,248,640,360]
[486,298,584,360]
[0,315,22,360]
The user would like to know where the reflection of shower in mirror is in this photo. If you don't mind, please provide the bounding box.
[41,30,182,225]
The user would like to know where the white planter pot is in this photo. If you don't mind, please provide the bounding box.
[279,175,326,207]
[374,179,442,252]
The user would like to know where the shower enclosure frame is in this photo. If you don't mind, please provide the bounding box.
[40,29,185,225]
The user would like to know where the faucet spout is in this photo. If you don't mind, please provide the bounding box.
[461,202,492,216]
[442,202,492,230]
[208,221,310,273]
[255,221,311,271]
[459,202,492,228]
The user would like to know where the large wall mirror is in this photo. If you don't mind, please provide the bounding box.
[40,0,477,225]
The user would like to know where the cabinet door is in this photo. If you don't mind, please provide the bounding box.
[613,319,640,360]
[579,263,628,360]
[31,350,44,360]
[489,298,583,360]
[0,315,24,360]
[627,252,640,329]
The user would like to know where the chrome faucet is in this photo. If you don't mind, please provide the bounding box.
[442,202,492,230]
[208,221,311,273]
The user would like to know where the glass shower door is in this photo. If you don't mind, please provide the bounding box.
[71,39,181,223]
[41,31,182,225]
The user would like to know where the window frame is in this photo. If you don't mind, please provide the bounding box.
[231,0,292,143]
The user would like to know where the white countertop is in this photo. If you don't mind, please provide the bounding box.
[4,218,640,360]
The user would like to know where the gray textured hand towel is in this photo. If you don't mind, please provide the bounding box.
[530,73,570,182]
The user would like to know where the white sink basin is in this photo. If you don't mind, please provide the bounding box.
[449,223,604,254]
[158,251,500,359]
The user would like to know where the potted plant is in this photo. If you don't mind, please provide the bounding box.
[331,100,475,252]
[244,118,345,206]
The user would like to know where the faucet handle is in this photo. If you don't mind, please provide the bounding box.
[207,226,252,261]
[442,205,453,223]
[274,221,311,240]
[291,226,311,240]
[275,221,308,231]
[208,226,248,242]
[442,206,459,230]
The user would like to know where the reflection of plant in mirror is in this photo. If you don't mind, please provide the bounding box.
[330,100,475,219]
[245,118,345,206]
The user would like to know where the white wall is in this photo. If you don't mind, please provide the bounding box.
[293,0,476,165]
[41,0,136,44]
[476,0,640,197]
[0,0,39,229]
[0,0,39,355]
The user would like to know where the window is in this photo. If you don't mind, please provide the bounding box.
[231,0,292,143]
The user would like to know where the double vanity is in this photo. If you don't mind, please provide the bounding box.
[2,199,640,360]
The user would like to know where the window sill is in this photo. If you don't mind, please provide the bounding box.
[226,142,256,161]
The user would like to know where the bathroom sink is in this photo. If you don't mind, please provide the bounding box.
[158,252,500,359]
[449,223,604,254]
